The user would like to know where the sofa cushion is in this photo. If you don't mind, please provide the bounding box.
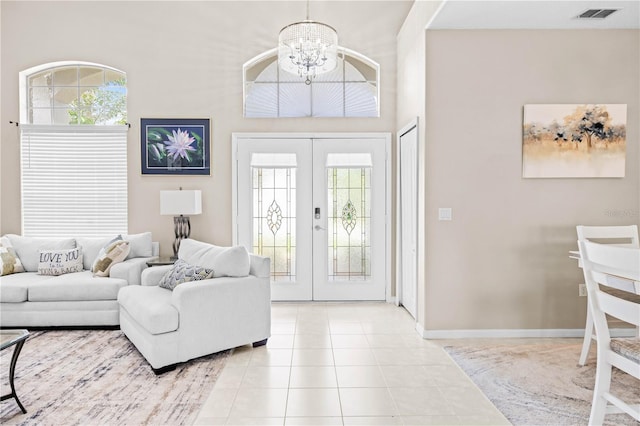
[28,271,128,302]
[0,272,52,302]
[212,246,250,278]
[158,259,214,290]
[124,232,153,259]
[118,286,179,334]
[6,235,76,272]
[76,236,116,270]
[38,247,84,276]
[92,239,130,277]
[178,238,224,268]
[178,239,250,277]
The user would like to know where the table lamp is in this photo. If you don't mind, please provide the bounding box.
[160,189,202,259]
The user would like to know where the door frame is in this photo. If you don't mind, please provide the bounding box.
[232,132,392,302]
[396,119,419,317]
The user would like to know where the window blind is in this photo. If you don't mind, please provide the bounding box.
[20,125,128,237]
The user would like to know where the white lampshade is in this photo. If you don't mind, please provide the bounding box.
[160,190,202,216]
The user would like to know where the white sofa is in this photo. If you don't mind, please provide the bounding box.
[118,239,271,372]
[0,234,158,327]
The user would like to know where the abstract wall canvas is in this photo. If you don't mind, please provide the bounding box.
[523,104,626,178]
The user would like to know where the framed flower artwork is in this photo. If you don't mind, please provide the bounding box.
[140,118,211,175]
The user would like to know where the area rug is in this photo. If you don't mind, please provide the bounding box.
[0,330,228,425]
[444,340,640,426]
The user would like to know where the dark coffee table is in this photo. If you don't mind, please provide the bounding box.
[1,329,29,414]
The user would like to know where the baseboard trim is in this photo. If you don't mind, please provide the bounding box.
[416,326,636,339]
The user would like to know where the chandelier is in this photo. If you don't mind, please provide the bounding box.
[278,1,338,84]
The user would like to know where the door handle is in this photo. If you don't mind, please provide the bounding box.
[314,225,326,231]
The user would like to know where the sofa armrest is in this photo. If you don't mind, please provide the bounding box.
[110,257,154,286]
[171,275,271,346]
[140,264,172,286]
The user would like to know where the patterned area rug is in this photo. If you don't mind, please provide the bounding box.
[444,340,640,426]
[0,330,228,425]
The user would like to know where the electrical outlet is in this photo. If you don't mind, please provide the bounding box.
[579,283,587,297]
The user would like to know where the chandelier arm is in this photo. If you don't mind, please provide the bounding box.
[277,5,338,80]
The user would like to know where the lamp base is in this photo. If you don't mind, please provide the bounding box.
[173,215,191,258]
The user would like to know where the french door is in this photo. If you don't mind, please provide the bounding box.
[234,134,389,301]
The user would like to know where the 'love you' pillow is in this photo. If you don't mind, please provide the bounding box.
[38,247,83,276]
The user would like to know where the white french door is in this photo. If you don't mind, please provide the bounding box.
[234,134,389,301]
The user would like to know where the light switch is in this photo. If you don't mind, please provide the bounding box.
[438,208,452,221]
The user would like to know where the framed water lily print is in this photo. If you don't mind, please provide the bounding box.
[141,118,211,175]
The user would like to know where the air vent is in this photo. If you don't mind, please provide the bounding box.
[577,9,619,19]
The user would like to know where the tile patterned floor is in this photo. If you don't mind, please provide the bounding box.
[194,302,510,425]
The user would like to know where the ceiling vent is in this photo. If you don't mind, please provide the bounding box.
[576,9,619,19]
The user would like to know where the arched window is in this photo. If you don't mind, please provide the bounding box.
[19,62,128,237]
[243,48,379,118]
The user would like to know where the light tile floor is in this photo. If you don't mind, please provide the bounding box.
[194,302,510,426]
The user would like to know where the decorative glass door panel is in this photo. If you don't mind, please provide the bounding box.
[235,135,387,301]
[253,166,296,281]
[327,167,371,281]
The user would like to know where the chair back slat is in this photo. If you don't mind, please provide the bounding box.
[597,292,640,326]
[580,240,640,282]
[577,225,639,246]
[590,270,638,294]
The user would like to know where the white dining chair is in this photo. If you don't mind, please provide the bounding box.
[576,225,640,366]
[578,240,640,425]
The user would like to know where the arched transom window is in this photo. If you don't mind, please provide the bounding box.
[23,62,126,125]
[244,48,379,118]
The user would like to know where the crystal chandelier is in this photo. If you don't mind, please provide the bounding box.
[278,0,338,84]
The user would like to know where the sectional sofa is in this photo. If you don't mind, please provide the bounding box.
[0,233,158,327]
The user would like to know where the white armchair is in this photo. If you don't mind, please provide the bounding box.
[117,239,271,373]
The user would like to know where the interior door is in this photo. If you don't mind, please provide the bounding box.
[235,135,388,301]
[397,124,418,318]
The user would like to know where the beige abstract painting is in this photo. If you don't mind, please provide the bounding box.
[523,104,626,178]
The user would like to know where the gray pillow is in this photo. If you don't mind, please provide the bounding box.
[158,259,214,291]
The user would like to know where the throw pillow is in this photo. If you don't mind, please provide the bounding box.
[0,243,25,276]
[37,247,83,276]
[158,259,214,291]
[76,235,118,270]
[6,235,76,272]
[92,239,130,277]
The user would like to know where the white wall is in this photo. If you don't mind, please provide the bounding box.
[0,1,409,257]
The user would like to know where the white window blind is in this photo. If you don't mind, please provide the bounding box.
[20,125,128,237]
